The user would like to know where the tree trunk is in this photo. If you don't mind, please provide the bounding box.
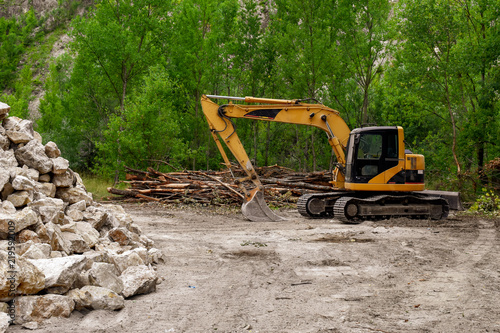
[362,86,369,125]
[444,80,461,174]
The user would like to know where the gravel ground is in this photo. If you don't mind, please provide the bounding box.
[8,203,500,333]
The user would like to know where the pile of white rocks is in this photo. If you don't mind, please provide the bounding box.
[0,102,162,330]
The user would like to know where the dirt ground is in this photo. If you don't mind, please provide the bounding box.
[7,203,500,333]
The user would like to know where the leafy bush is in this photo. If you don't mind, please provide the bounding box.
[468,189,500,217]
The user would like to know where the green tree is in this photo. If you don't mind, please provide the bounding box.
[39,0,169,171]
[384,0,500,188]
[453,0,500,179]
[333,0,392,126]
[95,65,189,178]
[0,8,38,100]
[168,0,239,170]
[387,0,464,176]
[268,0,338,171]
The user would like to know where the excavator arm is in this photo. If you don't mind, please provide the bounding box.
[201,94,351,221]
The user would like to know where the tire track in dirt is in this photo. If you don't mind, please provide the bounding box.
[405,219,500,331]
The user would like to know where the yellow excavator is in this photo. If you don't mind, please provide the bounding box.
[201,95,462,222]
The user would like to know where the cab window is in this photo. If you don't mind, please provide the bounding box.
[357,134,382,160]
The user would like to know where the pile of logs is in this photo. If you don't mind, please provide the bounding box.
[107,165,334,206]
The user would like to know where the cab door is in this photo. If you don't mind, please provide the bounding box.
[345,127,399,184]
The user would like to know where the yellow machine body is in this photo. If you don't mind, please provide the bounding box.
[200,95,452,222]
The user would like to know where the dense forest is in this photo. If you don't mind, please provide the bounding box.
[1,0,499,201]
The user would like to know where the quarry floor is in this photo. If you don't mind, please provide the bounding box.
[8,203,500,333]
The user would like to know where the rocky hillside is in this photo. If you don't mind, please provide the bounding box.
[0,0,89,18]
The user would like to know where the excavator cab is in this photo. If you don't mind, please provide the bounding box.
[344,126,425,192]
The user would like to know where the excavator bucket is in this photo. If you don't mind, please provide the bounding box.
[241,189,287,222]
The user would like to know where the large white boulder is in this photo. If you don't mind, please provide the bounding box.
[88,262,124,294]
[14,140,53,174]
[68,286,124,311]
[28,255,87,294]
[14,295,75,324]
[0,251,45,301]
[120,265,158,298]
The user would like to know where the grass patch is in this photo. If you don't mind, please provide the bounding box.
[80,174,118,201]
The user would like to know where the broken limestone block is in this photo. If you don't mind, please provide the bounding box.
[104,204,133,228]
[3,117,34,144]
[120,265,158,298]
[15,165,39,181]
[17,229,40,243]
[0,207,39,238]
[33,131,42,144]
[0,251,45,301]
[0,170,9,193]
[43,222,71,254]
[14,240,33,257]
[88,262,124,294]
[50,251,63,258]
[61,232,90,254]
[0,102,9,118]
[148,248,164,264]
[52,169,73,187]
[38,174,51,182]
[44,141,61,158]
[28,255,87,294]
[66,200,86,221]
[35,182,56,198]
[22,321,39,330]
[95,241,125,255]
[127,223,142,236]
[60,222,76,233]
[52,157,69,175]
[20,242,51,260]
[1,183,14,202]
[0,134,8,150]
[0,201,15,214]
[139,234,155,249]
[67,211,82,222]
[82,206,108,230]
[68,286,124,311]
[75,222,99,248]
[12,175,35,191]
[35,223,70,254]
[66,207,83,221]
[83,250,109,265]
[109,250,144,274]
[72,270,90,289]
[108,227,134,246]
[97,214,120,235]
[0,149,17,168]
[69,200,86,212]
[0,301,7,312]
[73,171,85,189]
[56,186,92,206]
[29,197,65,224]
[14,140,53,174]
[7,190,33,208]
[14,295,75,325]
[0,312,10,332]
[131,247,148,265]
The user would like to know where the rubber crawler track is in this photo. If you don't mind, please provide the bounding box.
[298,192,450,223]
